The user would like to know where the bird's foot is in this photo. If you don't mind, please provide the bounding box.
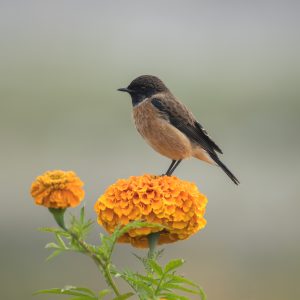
[161,173,172,177]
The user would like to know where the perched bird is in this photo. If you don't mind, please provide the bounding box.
[118,75,239,185]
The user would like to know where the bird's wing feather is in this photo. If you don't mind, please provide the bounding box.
[151,97,223,155]
[151,97,239,185]
[194,121,223,154]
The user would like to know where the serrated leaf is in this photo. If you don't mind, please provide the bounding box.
[154,249,165,260]
[112,292,134,300]
[164,259,184,273]
[168,275,198,287]
[148,259,163,276]
[68,209,94,241]
[97,221,164,266]
[132,253,151,273]
[83,221,94,233]
[123,272,158,288]
[161,283,199,294]
[132,253,143,262]
[163,277,206,300]
[120,271,155,297]
[134,274,159,285]
[133,281,154,297]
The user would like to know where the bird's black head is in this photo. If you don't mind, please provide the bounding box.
[118,75,168,106]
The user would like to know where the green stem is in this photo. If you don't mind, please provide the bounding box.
[155,272,166,296]
[48,208,67,230]
[105,264,120,297]
[48,208,121,297]
[147,232,160,259]
[68,230,121,297]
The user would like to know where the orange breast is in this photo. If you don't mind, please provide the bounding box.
[133,100,193,160]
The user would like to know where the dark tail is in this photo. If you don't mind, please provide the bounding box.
[214,157,240,185]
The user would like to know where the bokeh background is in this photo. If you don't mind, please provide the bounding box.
[1,1,299,299]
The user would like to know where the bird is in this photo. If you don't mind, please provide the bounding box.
[118,75,239,185]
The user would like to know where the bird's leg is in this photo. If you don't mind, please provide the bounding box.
[167,160,182,176]
[163,160,177,176]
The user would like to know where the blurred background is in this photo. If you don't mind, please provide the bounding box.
[1,1,299,299]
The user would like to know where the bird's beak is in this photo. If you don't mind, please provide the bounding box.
[117,87,132,93]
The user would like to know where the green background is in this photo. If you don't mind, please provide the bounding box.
[1,1,299,299]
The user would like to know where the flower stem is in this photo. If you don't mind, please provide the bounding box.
[48,208,67,230]
[104,264,120,296]
[147,232,160,259]
[48,207,121,296]
[67,230,121,297]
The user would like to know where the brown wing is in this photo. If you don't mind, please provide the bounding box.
[151,97,223,155]
[151,96,239,185]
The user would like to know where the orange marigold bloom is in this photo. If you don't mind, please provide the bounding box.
[94,174,207,248]
[30,170,85,208]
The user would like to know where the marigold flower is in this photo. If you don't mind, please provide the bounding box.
[94,174,207,248]
[30,170,85,209]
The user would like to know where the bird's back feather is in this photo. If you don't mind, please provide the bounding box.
[151,96,222,155]
[151,95,239,185]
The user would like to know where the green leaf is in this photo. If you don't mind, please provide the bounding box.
[45,242,60,249]
[197,287,207,300]
[134,274,159,285]
[163,276,207,300]
[154,249,165,261]
[46,249,62,261]
[132,254,152,273]
[148,259,163,276]
[159,293,189,300]
[39,227,70,237]
[120,270,155,297]
[161,283,199,294]
[80,206,85,223]
[34,286,97,298]
[132,281,154,297]
[55,233,68,249]
[69,297,96,300]
[168,275,198,287]
[112,292,134,300]
[111,221,163,246]
[34,288,82,296]
[96,221,164,266]
[98,221,164,262]
[164,259,184,273]
[64,286,96,296]
[68,209,94,241]
[98,289,111,299]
